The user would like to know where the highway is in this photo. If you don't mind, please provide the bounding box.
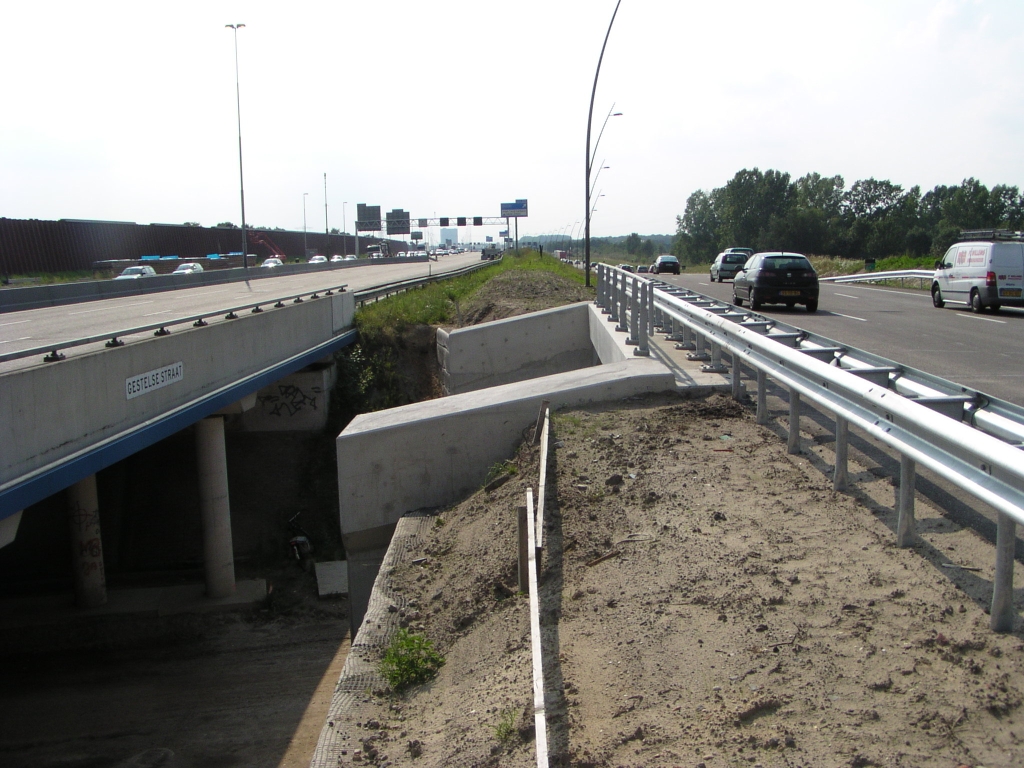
[657,272,1024,407]
[0,252,483,376]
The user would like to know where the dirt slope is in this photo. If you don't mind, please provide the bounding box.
[346,393,1024,768]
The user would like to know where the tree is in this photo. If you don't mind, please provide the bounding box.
[625,232,641,255]
[216,221,238,229]
[183,221,201,227]
[673,189,720,264]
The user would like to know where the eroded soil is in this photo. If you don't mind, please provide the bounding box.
[347,393,1024,768]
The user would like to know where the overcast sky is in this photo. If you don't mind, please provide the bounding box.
[2,0,1023,244]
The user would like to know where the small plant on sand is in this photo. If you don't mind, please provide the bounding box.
[494,707,517,744]
[378,629,445,692]
[484,460,518,485]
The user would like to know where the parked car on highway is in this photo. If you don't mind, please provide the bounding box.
[651,254,681,275]
[710,251,748,281]
[931,235,1024,313]
[171,262,204,275]
[732,252,818,312]
[308,255,328,264]
[114,265,157,280]
[260,258,284,268]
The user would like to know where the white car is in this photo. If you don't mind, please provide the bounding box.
[344,255,357,261]
[114,265,157,280]
[260,258,284,268]
[308,255,328,264]
[172,262,204,275]
[330,255,344,262]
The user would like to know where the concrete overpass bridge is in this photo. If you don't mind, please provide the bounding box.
[0,253,483,612]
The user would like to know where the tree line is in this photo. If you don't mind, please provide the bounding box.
[672,169,1024,265]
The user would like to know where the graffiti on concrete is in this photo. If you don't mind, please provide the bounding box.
[259,384,322,417]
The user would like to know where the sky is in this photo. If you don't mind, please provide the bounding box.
[2,0,1024,244]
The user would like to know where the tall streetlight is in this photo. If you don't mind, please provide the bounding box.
[225,23,248,272]
[584,0,623,287]
[302,192,309,258]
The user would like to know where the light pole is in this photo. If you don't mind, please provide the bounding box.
[302,192,308,258]
[324,173,329,258]
[584,0,623,287]
[225,23,248,272]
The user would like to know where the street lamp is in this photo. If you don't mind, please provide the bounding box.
[302,192,309,258]
[225,23,248,272]
[584,0,623,287]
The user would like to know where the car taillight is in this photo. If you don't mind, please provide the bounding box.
[986,271,997,287]
[760,270,776,278]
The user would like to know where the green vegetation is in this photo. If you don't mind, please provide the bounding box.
[673,170,1024,265]
[355,250,587,342]
[494,707,518,744]
[484,460,518,485]
[378,629,445,692]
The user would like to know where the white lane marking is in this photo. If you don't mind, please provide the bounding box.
[830,311,868,322]
[68,301,153,316]
[834,293,859,299]
[0,336,32,344]
[142,311,175,317]
[697,282,710,286]
[956,314,1007,325]
[0,319,31,327]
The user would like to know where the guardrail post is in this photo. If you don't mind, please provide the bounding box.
[648,280,657,335]
[596,265,607,310]
[756,369,769,425]
[674,322,696,350]
[787,390,801,454]
[666,316,682,341]
[991,512,1017,632]
[896,455,917,547]
[731,353,743,400]
[702,341,727,373]
[635,282,650,356]
[687,331,710,361]
[833,416,849,491]
[627,279,639,345]
[616,274,628,332]
[607,271,619,323]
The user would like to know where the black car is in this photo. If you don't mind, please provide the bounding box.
[652,254,681,275]
[732,252,819,312]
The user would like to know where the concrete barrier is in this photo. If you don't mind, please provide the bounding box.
[335,358,675,556]
[0,257,425,313]
[1,292,355,501]
[436,302,635,395]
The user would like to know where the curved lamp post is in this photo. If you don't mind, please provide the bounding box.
[584,0,623,287]
[226,23,247,272]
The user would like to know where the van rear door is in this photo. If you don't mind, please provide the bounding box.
[992,243,1024,305]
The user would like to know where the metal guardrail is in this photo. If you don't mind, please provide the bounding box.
[820,269,935,284]
[596,263,1024,632]
[0,258,499,366]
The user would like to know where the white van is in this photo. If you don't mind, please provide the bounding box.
[931,234,1024,312]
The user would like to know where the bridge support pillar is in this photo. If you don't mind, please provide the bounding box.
[197,416,236,598]
[67,475,107,608]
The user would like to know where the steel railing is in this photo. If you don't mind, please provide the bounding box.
[820,269,935,286]
[596,263,1024,632]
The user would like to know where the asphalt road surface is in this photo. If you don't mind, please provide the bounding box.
[0,252,483,376]
[658,272,1024,408]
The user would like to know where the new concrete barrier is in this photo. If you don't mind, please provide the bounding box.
[335,358,675,556]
